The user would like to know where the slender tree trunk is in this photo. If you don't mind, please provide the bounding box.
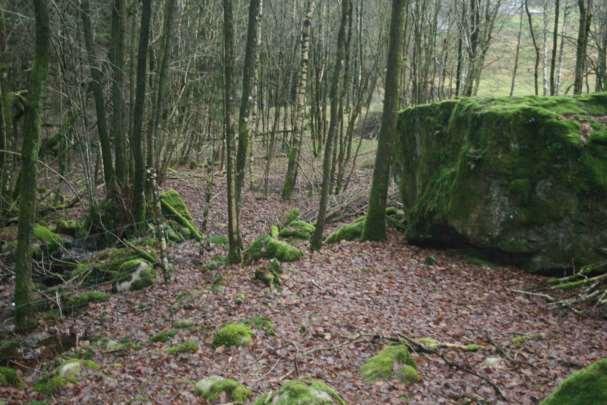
[81,0,115,194]
[556,2,570,94]
[223,0,242,263]
[510,2,524,97]
[131,0,153,229]
[110,0,127,188]
[525,0,541,96]
[148,0,177,180]
[310,0,351,251]
[550,0,560,95]
[596,5,607,91]
[14,0,50,332]
[282,0,314,200]
[542,0,550,96]
[362,0,404,241]
[574,0,592,95]
[236,0,262,201]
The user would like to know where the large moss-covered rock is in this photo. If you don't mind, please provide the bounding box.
[541,358,607,405]
[395,94,607,272]
[254,379,346,405]
[360,345,419,384]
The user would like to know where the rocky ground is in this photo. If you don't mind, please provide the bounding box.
[1,165,606,404]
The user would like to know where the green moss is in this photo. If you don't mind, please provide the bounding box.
[255,259,282,289]
[208,234,229,246]
[397,94,607,272]
[417,337,440,352]
[279,219,316,240]
[55,219,84,238]
[174,319,195,330]
[0,367,23,387]
[244,315,275,336]
[64,290,109,312]
[166,340,199,355]
[326,217,365,244]
[0,339,20,359]
[243,235,303,264]
[33,224,64,252]
[35,359,99,396]
[213,323,253,348]
[361,345,418,384]
[160,189,203,241]
[113,258,155,292]
[254,379,346,405]
[195,376,252,404]
[283,208,301,225]
[205,255,228,271]
[541,358,607,405]
[150,329,178,343]
[464,344,481,352]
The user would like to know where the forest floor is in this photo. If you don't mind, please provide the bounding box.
[2,159,607,404]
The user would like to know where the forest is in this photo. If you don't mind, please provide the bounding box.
[0,0,606,403]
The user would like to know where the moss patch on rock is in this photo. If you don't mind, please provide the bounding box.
[279,220,315,240]
[113,258,155,292]
[160,189,203,241]
[254,379,346,405]
[213,323,253,348]
[326,217,365,244]
[396,94,607,272]
[244,235,303,264]
[541,358,607,405]
[64,290,109,312]
[195,375,251,404]
[361,345,419,384]
[34,359,99,396]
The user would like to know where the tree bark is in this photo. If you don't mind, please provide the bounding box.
[282,0,314,200]
[81,0,115,194]
[14,0,50,332]
[574,0,592,95]
[131,0,153,229]
[361,0,404,241]
[525,0,541,96]
[223,0,242,263]
[549,0,560,95]
[236,0,262,201]
[110,0,127,188]
[310,0,351,251]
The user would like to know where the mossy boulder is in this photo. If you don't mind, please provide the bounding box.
[279,219,316,240]
[213,323,253,348]
[254,379,346,405]
[243,235,303,264]
[360,345,419,384]
[395,94,607,272]
[70,247,156,291]
[195,376,252,404]
[160,189,203,241]
[541,358,607,405]
[34,359,98,395]
[326,217,365,244]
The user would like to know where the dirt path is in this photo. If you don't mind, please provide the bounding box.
[3,170,606,404]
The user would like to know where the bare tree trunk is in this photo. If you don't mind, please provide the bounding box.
[362,0,404,241]
[311,0,351,251]
[550,0,560,95]
[236,0,262,201]
[131,0,153,230]
[574,0,593,95]
[81,0,115,194]
[14,0,50,332]
[525,0,541,95]
[510,1,524,97]
[282,0,314,200]
[223,0,242,263]
[110,0,127,188]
